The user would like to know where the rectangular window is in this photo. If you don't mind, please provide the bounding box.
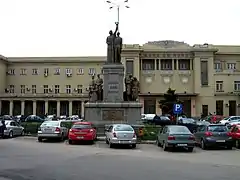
[178,59,190,70]
[214,62,222,71]
[9,85,15,93]
[77,68,84,75]
[32,85,36,94]
[7,69,15,75]
[65,68,72,74]
[161,59,172,70]
[54,68,60,75]
[20,68,27,75]
[227,63,236,70]
[142,59,155,70]
[54,85,60,94]
[66,85,71,94]
[20,85,26,94]
[77,85,83,94]
[126,59,134,75]
[44,68,49,75]
[216,100,223,115]
[216,81,223,92]
[201,61,208,86]
[234,81,240,91]
[32,68,38,75]
[88,68,96,75]
[43,85,49,94]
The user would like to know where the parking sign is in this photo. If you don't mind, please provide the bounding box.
[173,104,183,115]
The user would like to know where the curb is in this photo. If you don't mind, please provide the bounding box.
[17,136,156,144]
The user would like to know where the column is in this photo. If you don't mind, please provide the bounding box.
[21,101,25,115]
[57,101,60,117]
[44,101,48,115]
[9,101,13,116]
[33,101,36,115]
[69,101,72,116]
[81,101,84,117]
[176,59,179,70]
[0,100,2,115]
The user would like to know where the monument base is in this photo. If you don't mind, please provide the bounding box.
[84,102,142,125]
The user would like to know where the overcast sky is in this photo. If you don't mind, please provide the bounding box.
[0,0,239,57]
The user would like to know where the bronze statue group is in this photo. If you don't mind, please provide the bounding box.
[87,22,140,102]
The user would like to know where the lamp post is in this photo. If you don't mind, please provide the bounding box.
[106,0,130,27]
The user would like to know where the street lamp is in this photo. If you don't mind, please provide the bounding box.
[106,0,130,25]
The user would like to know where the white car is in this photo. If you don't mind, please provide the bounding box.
[220,116,240,125]
[228,119,240,126]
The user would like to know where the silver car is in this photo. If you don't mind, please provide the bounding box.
[37,121,68,142]
[4,120,25,138]
[105,124,137,148]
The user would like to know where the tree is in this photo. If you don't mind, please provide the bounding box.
[159,88,183,117]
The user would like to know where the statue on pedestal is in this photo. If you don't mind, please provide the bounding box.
[96,74,103,101]
[124,74,133,101]
[88,75,98,102]
[106,22,123,64]
[131,77,140,101]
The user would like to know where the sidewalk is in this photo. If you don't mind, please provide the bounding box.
[16,136,156,144]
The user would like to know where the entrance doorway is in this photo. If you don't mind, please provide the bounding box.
[229,101,236,116]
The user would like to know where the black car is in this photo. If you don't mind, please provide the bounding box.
[25,115,45,123]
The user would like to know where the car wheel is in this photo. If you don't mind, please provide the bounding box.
[132,144,136,149]
[157,139,162,147]
[9,131,13,138]
[68,139,73,145]
[201,139,207,150]
[109,141,114,148]
[236,140,240,149]
[38,137,43,142]
[226,145,232,150]
[162,141,168,151]
[21,130,25,136]
[187,147,194,152]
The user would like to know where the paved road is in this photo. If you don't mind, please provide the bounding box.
[0,138,240,180]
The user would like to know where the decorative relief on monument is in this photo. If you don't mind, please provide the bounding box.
[146,40,191,48]
[102,110,124,122]
[108,83,119,93]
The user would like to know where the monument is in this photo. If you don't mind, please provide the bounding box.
[84,22,142,124]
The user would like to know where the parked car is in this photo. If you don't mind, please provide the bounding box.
[178,118,198,133]
[229,125,240,148]
[201,115,224,124]
[156,125,195,152]
[37,121,68,142]
[105,124,137,148]
[68,122,97,144]
[219,116,240,125]
[228,119,240,127]
[152,115,172,126]
[3,120,25,138]
[25,115,45,123]
[194,124,233,149]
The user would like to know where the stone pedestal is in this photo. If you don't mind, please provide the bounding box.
[84,63,142,124]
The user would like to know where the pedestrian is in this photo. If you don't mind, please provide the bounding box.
[0,119,5,138]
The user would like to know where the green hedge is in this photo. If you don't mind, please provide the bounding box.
[141,125,161,140]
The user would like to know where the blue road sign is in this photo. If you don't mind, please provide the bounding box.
[173,104,183,115]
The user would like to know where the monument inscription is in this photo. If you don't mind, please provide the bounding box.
[108,83,119,92]
[102,110,124,122]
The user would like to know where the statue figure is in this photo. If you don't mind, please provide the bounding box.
[114,32,123,63]
[131,77,140,101]
[88,75,97,102]
[106,22,119,63]
[95,74,103,101]
[124,74,133,101]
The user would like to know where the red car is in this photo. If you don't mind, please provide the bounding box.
[68,122,97,144]
[229,125,240,148]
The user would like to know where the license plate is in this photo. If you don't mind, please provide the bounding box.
[177,144,187,146]
[77,136,84,139]
[216,140,225,142]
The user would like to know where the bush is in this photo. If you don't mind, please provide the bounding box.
[141,125,162,140]
[21,122,41,135]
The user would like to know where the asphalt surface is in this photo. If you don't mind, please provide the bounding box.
[0,138,240,180]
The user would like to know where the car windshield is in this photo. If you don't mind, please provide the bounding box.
[169,126,190,133]
[223,117,229,120]
[72,124,92,129]
[208,125,227,132]
[41,121,59,127]
[114,125,133,131]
